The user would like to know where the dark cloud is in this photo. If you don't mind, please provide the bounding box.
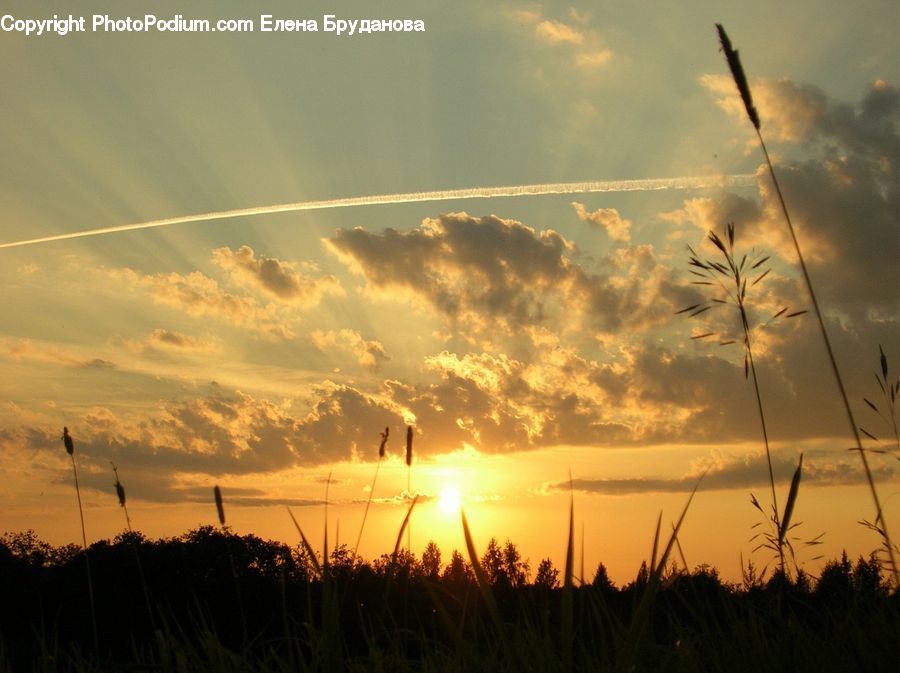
[326,212,688,337]
[558,450,895,496]
[81,358,116,370]
[699,78,900,318]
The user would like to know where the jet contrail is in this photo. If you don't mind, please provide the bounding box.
[0,174,755,250]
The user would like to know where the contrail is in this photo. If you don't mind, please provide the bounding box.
[0,174,754,249]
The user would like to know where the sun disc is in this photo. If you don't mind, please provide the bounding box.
[438,486,461,514]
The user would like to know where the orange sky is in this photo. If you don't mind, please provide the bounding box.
[1,0,898,584]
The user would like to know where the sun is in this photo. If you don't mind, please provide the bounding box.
[438,486,462,515]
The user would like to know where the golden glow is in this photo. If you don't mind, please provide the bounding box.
[438,486,462,515]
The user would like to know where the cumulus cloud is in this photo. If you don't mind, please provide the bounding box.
[696,78,900,317]
[2,382,409,503]
[311,329,388,371]
[112,267,295,340]
[326,212,689,338]
[572,202,632,242]
[212,245,343,304]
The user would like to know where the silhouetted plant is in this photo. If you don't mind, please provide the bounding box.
[860,346,900,455]
[421,540,442,579]
[679,224,811,575]
[534,558,560,589]
[355,426,389,555]
[716,22,898,586]
[61,427,98,656]
[109,462,155,634]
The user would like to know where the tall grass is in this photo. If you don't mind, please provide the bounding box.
[110,462,156,633]
[61,427,98,656]
[406,424,414,551]
[680,225,807,574]
[354,426,389,555]
[860,346,900,453]
[715,22,898,585]
[213,485,247,643]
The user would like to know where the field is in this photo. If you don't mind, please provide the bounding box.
[1,525,898,672]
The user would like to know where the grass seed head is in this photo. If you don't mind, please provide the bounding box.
[110,461,126,507]
[214,485,225,526]
[62,427,74,456]
[779,454,803,543]
[716,23,760,130]
[406,425,413,467]
[379,426,389,458]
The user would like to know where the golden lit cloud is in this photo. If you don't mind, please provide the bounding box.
[571,202,631,242]
[503,5,612,72]
[2,338,116,370]
[111,267,296,340]
[534,19,585,46]
[212,245,343,304]
[311,328,388,371]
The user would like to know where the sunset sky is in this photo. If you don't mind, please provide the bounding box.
[1,0,898,583]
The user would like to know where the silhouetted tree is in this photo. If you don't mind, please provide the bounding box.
[442,549,473,584]
[852,554,884,595]
[592,562,616,595]
[503,539,529,587]
[817,551,853,600]
[534,558,559,589]
[481,538,505,585]
[421,540,442,579]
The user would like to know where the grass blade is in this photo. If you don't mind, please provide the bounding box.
[779,454,803,543]
[287,507,321,578]
[461,510,504,633]
[562,486,575,669]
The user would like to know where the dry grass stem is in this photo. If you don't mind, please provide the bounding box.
[715,22,898,585]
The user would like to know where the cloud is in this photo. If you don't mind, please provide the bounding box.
[112,267,296,340]
[572,202,632,242]
[701,75,829,144]
[534,19,585,45]
[2,381,408,503]
[690,78,900,318]
[556,449,895,495]
[2,338,117,370]
[212,245,343,304]
[326,212,689,338]
[118,329,221,356]
[311,329,388,371]
[505,6,612,72]
[148,328,218,352]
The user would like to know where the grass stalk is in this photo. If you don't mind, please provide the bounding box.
[213,485,247,645]
[682,225,793,571]
[406,425,414,552]
[739,285,784,572]
[561,487,575,671]
[716,23,898,585]
[62,428,98,658]
[111,463,156,634]
[354,427,389,556]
